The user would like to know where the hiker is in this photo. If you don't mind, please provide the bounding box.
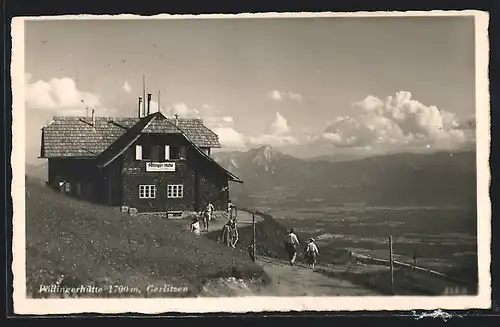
[202,202,214,231]
[220,219,232,246]
[227,199,235,221]
[284,228,300,266]
[304,238,319,269]
[229,218,239,248]
[248,243,256,261]
[219,218,238,248]
[206,202,215,222]
[190,216,201,236]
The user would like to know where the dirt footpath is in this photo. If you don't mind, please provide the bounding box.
[202,210,264,233]
[253,257,380,296]
[201,256,379,297]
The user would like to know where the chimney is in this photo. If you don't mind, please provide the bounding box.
[91,109,95,127]
[174,113,179,126]
[147,93,152,115]
[138,97,143,118]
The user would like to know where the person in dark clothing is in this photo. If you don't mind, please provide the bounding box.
[304,238,319,269]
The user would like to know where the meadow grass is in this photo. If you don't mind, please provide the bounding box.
[25,176,268,298]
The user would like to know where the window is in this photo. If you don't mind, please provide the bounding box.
[168,145,187,160]
[64,182,71,193]
[139,185,156,199]
[167,184,183,198]
[136,144,186,161]
[136,144,162,161]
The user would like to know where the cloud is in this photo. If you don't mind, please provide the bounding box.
[249,134,299,147]
[268,90,303,102]
[222,116,234,123]
[270,90,283,101]
[318,91,474,151]
[249,112,299,147]
[24,74,117,164]
[202,103,215,110]
[25,74,102,113]
[266,112,291,135]
[212,126,247,150]
[123,81,132,93]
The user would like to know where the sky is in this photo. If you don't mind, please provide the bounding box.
[24,16,477,164]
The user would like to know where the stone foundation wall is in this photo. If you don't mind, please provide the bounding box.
[124,208,230,221]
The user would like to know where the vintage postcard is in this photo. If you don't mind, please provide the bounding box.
[11,11,491,314]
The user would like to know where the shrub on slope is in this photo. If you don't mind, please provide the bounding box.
[25,176,267,298]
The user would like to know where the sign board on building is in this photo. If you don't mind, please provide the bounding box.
[146,162,176,172]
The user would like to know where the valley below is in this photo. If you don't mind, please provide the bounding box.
[213,145,479,289]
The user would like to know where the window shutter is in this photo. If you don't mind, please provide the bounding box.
[135,145,142,160]
[165,145,170,160]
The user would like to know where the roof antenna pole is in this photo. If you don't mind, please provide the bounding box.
[138,97,143,118]
[158,90,161,113]
[142,74,146,117]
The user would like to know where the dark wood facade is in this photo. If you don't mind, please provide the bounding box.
[119,134,229,213]
[43,114,240,214]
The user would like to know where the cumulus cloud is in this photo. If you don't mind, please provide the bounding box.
[318,91,475,151]
[266,112,291,135]
[123,81,132,93]
[25,74,102,113]
[268,90,303,102]
[249,112,299,147]
[212,126,247,150]
[208,113,246,149]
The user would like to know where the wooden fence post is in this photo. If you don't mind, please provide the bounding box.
[389,235,394,295]
[252,211,256,262]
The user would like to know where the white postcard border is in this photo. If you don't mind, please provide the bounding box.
[11,10,491,314]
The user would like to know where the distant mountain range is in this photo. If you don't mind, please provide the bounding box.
[212,145,477,208]
[25,145,477,209]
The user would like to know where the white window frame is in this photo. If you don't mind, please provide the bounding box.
[164,145,170,160]
[167,184,184,199]
[139,185,156,199]
[135,145,142,160]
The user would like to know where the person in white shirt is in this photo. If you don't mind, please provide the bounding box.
[190,217,201,236]
[202,202,214,231]
[304,238,319,269]
[227,200,234,220]
[284,228,300,266]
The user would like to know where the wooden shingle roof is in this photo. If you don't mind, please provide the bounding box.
[40,112,221,158]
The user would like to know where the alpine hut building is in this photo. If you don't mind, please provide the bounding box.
[39,102,243,218]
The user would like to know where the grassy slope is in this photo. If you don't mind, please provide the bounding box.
[205,209,352,264]
[25,176,268,298]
